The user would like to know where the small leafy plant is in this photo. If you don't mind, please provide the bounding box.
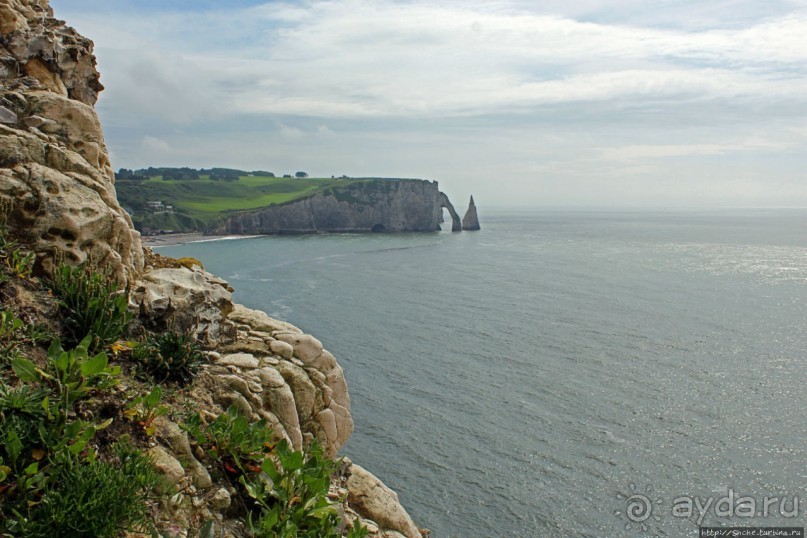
[48,263,130,351]
[0,310,23,336]
[0,337,166,536]
[0,310,24,363]
[184,406,367,537]
[10,336,120,460]
[124,385,169,437]
[0,221,34,282]
[0,310,51,365]
[13,336,120,419]
[134,330,206,385]
[0,383,50,478]
[6,249,34,279]
[183,405,273,475]
[243,438,366,538]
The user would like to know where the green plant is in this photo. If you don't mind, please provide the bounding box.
[0,310,50,365]
[0,383,51,463]
[0,310,23,339]
[0,458,49,531]
[184,406,367,537]
[183,405,273,475]
[346,519,371,538]
[134,330,206,385]
[0,333,168,536]
[243,438,356,538]
[124,385,169,436]
[22,320,52,347]
[6,248,34,279]
[20,442,161,538]
[0,454,9,483]
[0,310,24,363]
[12,337,120,427]
[0,221,34,282]
[48,264,130,351]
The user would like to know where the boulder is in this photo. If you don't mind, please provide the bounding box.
[269,339,294,359]
[228,303,302,334]
[274,360,318,425]
[0,105,16,123]
[274,332,323,363]
[148,445,185,486]
[152,417,212,489]
[130,268,234,346]
[347,464,422,538]
[217,352,260,370]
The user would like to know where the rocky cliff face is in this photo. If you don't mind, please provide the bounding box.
[0,0,142,283]
[212,179,462,235]
[0,2,425,536]
[461,195,480,231]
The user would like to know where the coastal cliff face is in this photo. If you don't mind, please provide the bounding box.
[0,0,142,283]
[0,2,424,536]
[212,179,463,235]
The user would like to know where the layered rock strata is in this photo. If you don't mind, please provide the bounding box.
[211,179,462,234]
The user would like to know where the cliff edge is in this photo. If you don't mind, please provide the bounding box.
[0,0,142,283]
[211,178,463,235]
[0,1,424,536]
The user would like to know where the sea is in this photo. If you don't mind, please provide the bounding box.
[158,208,807,537]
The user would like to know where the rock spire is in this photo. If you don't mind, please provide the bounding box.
[461,195,480,231]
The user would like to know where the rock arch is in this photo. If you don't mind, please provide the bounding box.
[437,192,462,232]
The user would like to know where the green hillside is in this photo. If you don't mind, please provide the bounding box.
[114,171,388,233]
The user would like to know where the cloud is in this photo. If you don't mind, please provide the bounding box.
[50,0,807,206]
[141,136,172,153]
[600,138,799,162]
[62,0,807,121]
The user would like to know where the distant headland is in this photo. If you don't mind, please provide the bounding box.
[115,167,480,235]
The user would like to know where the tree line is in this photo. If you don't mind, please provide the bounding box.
[116,167,309,181]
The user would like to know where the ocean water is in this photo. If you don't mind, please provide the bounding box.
[159,209,807,537]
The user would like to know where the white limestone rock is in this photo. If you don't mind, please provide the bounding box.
[130,268,234,345]
[148,445,186,486]
[347,464,422,538]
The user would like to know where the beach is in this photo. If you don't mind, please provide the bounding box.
[141,233,263,247]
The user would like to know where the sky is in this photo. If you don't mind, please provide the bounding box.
[49,0,807,208]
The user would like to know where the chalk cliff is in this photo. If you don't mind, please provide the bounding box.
[461,195,480,231]
[0,0,142,283]
[0,2,425,536]
[211,178,463,235]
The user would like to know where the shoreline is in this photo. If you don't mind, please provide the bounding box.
[141,233,264,247]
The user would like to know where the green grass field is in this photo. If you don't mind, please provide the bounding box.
[116,175,375,231]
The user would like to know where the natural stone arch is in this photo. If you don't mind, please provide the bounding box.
[436,192,462,232]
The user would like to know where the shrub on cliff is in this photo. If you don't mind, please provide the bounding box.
[0,338,164,537]
[19,443,161,538]
[184,406,369,538]
[133,330,206,385]
[48,264,130,352]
